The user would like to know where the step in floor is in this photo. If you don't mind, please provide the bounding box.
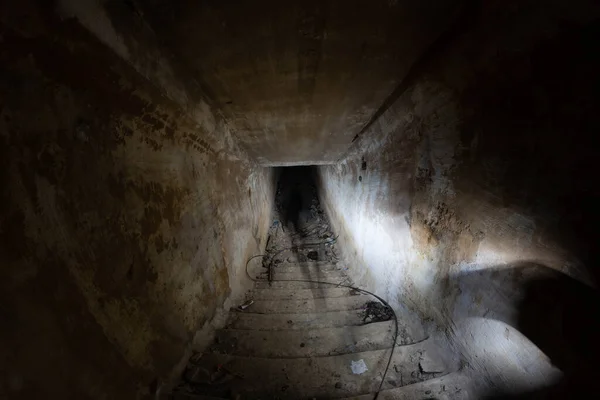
[343,372,471,400]
[251,287,360,300]
[242,295,371,314]
[210,321,421,358]
[227,309,382,330]
[184,340,454,399]
[254,280,353,290]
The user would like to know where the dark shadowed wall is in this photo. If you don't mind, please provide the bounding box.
[0,1,273,398]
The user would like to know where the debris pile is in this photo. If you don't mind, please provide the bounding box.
[361,301,394,324]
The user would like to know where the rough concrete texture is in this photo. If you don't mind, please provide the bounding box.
[318,0,600,396]
[129,0,462,165]
[0,1,273,398]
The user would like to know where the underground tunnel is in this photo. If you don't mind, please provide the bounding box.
[1,0,599,399]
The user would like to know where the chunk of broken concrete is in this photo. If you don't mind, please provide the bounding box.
[419,353,445,373]
[350,359,368,374]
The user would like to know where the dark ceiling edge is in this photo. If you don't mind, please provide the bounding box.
[338,0,481,163]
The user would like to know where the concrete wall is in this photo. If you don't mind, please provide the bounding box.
[130,0,462,165]
[0,1,273,398]
[318,0,600,396]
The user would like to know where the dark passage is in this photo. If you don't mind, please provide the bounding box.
[2,1,600,399]
[276,166,319,233]
[271,166,336,265]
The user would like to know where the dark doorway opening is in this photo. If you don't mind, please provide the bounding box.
[275,166,320,234]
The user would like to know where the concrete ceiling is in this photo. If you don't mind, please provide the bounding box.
[139,0,461,165]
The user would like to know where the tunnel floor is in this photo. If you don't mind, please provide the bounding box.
[170,169,470,399]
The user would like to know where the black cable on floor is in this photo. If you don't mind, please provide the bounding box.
[245,245,398,400]
[245,254,267,281]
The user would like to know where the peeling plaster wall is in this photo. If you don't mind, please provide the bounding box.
[0,1,273,398]
[318,0,600,396]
